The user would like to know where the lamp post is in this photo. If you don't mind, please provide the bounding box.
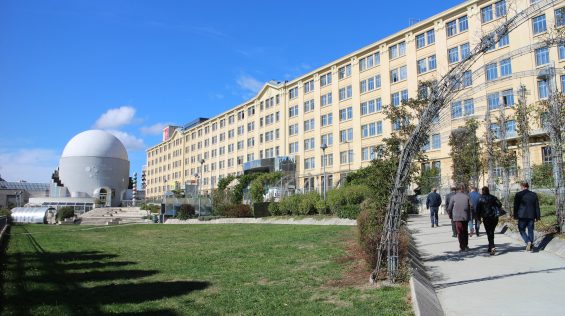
[199,159,205,216]
[321,143,328,201]
[162,177,167,223]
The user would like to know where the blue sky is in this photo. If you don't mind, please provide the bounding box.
[0,0,462,183]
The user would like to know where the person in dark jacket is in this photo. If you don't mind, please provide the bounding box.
[513,182,541,252]
[447,184,471,251]
[469,186,481,237]
[426,187,442,227]
[477,186,502,255]
[445,187,457,237]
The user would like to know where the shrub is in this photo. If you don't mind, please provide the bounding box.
[223,204,252,218]
[212,189,235,216]
[57,206,75,221]
[538,193,555,207]
[327,185,370,214]
[315,200,330,215]
[278,194,301,215]
[268,202,282,215]
[249,172,283,204]
[0,208,11,217]
[532,163,554,188]
[177,204,195,220]
[296,192,320,215]
[140,203,161,213]
[336,204,361,219]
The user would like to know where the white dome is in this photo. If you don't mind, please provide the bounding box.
[61,130,128,161]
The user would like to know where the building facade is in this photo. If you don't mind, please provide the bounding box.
[146,0,565,199]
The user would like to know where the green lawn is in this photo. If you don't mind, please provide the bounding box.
[0,224,412,315]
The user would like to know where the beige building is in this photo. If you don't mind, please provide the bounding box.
[145,0,565,200]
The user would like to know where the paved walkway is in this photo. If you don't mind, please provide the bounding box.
[408,214,565,316]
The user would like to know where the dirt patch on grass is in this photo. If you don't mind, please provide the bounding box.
[324,238,373,289]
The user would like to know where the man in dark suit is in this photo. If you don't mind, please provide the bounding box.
[426,187,442,228]
[513,182,541,252]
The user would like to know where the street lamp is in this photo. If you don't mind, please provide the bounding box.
[162,177,167,223]
[199,159,205,216]
[320,143,328,201]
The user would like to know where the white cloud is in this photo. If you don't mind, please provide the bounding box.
[140,123,172,136]
[94,106,136,129]
[236,74,263,94]
[106,130,146,151]
[0,148,59,182]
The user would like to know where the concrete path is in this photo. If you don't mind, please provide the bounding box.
[408,214,565,316]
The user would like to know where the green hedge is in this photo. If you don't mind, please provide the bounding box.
[327,185,371,215]
[176,204,195,220]
[57,206,75,221]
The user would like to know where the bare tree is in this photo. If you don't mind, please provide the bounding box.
[515,85,532,185]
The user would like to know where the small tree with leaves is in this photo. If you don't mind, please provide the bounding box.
[449,119,482,190]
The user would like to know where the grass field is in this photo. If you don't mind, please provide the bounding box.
[0,223,412,315]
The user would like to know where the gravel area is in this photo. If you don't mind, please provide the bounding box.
[165,217,357,226]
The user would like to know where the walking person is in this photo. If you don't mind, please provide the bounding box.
[477,186,502,255]
[469,186,481,237]
[513,182,540,252]
[445,187,457,238]
[426,187,442,227]
[447,184,472,252]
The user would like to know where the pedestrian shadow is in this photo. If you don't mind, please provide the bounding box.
[434,266,565,289]
[424,242,522,262]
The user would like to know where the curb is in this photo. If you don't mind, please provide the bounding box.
[407,230,444,316]
[500,223,565,258]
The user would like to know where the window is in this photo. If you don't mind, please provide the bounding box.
[289,105,299,118]
[428,55,437,70]
[506,120,517,136]
[321,154,333,167]
[416,33,426,49]
[304,157,315,170]
[463,71,472,87]
[321,133,333,146]
[561,75,565,92]
[542,146,552,164]
[461,99,474,117]
[391,66,407,83]
[361,99,381,115]
[559,44,565,59]
[304,138,315,151]
[488,92,500,110]
[532,15,547,34]
[321,113,333,127]
[339,107,353,121]
[459,15,468,32]
[289,123,299,136]
[431,134,441,149]
[498,34,509,47]
[427,30,435,45]
[340,128,353,143]
[451,101,463,119]
[538,80,549,99]
[448,47,459,64]
[535,47,550,66]
[502,89,514,106]
[556,7,565,27]
[359,52,380,71]
[304,99,315,112]
[482,5,493,23]
[340,150,354,164]
[391,92,400,106]
[490,123,500,139]
[446,20,457,37]
[304,119,315,132]
[339,85,352,101]
[389,41,406,59]
[338,64,351,79]
[361,123,376,138]
[289,87,299,99]
[500,58,512,77]
[417,58,427,74]
[362,146,377,161]
[460,43,470,60]
[486,63,498,81]
[496,0,507,17]
[321,92,332,106]
[320,72,332,86]
[376,121,383,135]
[289,142,299,154]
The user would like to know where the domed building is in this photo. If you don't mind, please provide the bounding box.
[57,130,130,207]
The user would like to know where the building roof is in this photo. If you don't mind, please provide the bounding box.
[0,181,50,192]
[61,130,129,161]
